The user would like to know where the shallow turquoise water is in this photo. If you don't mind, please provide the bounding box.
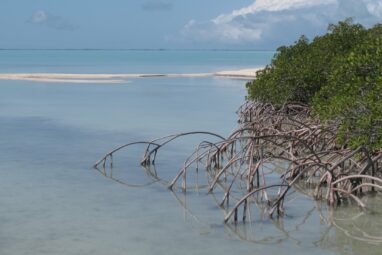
[0,50,381,255]
[0,49,273,73]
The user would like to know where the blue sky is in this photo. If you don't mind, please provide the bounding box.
[1,0,381,49]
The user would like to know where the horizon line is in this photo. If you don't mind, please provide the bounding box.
[0,48,275,52]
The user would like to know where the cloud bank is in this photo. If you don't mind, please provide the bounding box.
[181,0,382,48]
[28,10,77,31]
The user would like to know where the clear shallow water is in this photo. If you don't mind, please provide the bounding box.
[0,50,272,73]
[0,50,381,255]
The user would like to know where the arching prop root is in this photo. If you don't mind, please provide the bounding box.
[94,101,382,223]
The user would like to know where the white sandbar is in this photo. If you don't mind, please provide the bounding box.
[214,68,262,78]
[0,68,262,84]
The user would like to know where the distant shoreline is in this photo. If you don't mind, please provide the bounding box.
[0,68,262,84]
[0,48,275,52]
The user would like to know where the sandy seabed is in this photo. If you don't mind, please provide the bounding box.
[0,68,262,84]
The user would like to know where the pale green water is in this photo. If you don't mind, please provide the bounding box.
[0,50,381,255]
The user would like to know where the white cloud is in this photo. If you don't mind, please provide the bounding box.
[213,0,336,24]
[180,0,382,48]
[182,21,262,43]
[28,10,77,31]
[184,20,196,29]
[364,0,382,18]
[30,10,48,23]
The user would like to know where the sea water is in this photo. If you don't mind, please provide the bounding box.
[0,50,381,255]
[0,49,270,73]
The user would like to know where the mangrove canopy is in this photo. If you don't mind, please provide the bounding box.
[246,18,382,151]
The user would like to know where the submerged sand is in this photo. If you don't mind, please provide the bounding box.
[0,68,262,84]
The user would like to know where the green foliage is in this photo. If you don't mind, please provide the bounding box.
[247,18,366,105]
[314,26,382,151]
[247,36,312,105]
[246,19,382,151]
